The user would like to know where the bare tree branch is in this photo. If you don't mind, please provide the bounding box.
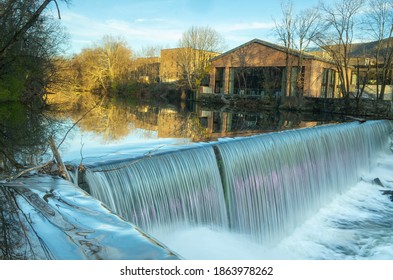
[0,0,58,57]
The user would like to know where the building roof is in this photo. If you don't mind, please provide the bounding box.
[211,38,334,64]
[326,37,393,59]
[161,47,221,56]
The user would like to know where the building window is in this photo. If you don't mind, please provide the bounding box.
[321,68,335,98]
[230,67,284,96]
[215,67,225,93]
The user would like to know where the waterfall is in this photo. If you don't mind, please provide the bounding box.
[215,121,392,244]
[85,146,228,232]
[83,120,392,246]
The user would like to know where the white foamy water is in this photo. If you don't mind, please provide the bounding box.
[151,153,393,260]
[81,120,393,260]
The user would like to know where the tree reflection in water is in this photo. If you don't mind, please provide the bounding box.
[47,92,341,149]
[0,102,56,178]
[1,92,342,179]
[0,92,343,259]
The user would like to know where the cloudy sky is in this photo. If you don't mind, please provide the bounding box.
[56,0,321,55]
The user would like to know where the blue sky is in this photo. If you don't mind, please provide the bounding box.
[56,0,321,55]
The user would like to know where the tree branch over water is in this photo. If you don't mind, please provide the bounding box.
[0,0,68,57]
[56,102,100,150]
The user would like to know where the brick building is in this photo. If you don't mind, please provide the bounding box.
[131,57,160,83]
[209,39,340,98]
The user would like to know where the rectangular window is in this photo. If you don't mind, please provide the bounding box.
[215,67,225,93]
[321,68,335,98]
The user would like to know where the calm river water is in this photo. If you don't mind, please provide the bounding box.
[1,98,343,179]
[55,100,345,163]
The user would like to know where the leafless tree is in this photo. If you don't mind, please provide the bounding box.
[70,36,133,94]
[315,0,365,100]
[234,48,251,94]
[0,0,70,103]
[274,0,295,97]
[136,45,163,58]
[0,0,70,57]
[100,36,133,84]
[178,26,226,53]
[293,7,322,96]
[132,45,162,83]
[177,26,226,92]
[364,0,393,100]
[274,1,323,97]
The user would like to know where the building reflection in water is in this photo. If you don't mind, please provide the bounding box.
[50,92,343,145]
[125,101,341,142]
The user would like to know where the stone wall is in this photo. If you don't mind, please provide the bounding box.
[300,97,392,118]
[198,93,393,118]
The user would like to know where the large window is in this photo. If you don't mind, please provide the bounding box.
[229,67,284,97]
[321,68,335,98]
[214,67,225,93]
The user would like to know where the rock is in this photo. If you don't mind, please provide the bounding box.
[381,190,393,202]
[372,177,385,187]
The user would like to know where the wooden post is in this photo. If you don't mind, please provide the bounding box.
[49,136,71,181]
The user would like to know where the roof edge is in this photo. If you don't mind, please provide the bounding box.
[211,38,333,64]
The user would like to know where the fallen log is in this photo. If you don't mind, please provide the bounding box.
[49,136,71,181]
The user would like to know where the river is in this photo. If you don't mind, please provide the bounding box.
[3,96,391,260]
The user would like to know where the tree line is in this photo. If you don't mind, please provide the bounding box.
[56,36,134,96]
[0,0,70,105]
[275,0,393,100]
[58,0,392,101]
[55,26,226,100]
[0,0,392,105]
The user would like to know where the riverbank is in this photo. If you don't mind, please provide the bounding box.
[198,94,393,119]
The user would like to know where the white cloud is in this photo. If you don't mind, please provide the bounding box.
[61,11,182,53]
[224,21,275,32]
[60,10,276,55]
[105,20,146,36]
[135,18,167,23]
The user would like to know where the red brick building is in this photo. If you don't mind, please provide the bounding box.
[209,39,340,98]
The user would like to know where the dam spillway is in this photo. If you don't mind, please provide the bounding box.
[83,120,393,251]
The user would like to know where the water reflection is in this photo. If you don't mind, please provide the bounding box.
[0,102,56,177]
[193,110,321,140]
[1,94,343,178]
[55,94,342,147]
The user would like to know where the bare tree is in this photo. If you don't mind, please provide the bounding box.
[0,0,69,57]
[0,0,70,104]
[132,45,162,83]
[234,48,251,94]
[293,7,322,96]
[274,0,295,97]
[274,1,322,97]
[71,36,133,94]
[100,36,133,85]
[315,0,365,100]
[136,45,163,58]
[177,26,226,92]
[364,0,393,100]
[178,26,226,53]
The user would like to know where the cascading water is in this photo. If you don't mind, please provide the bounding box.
[82,120,393,256]
[215,121,391,245]
[85,146,228,232]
